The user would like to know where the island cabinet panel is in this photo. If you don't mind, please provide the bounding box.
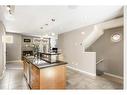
[26,62,30,84]
[23,60,27,78]
[31,64,40,89]
[40,65,66,89]
[23,56,67,89]
[23,59,30,84]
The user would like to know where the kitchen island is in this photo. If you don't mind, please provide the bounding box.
[23,56,67,89]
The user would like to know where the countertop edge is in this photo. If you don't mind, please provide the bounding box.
[23,56,67,69]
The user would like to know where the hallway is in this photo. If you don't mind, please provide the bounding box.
[0,62,29,89]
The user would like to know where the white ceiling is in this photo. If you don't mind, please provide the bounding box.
[0,6,123,37]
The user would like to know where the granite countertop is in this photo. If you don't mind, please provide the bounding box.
[23,56,67,69]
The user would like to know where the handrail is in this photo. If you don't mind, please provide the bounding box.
[96,59,104,64]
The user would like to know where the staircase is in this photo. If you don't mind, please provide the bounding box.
[82,18,123,51]
[82,25,104,50]
[82,18,123,76]
[96,58,104,76]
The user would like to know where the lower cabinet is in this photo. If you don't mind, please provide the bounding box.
[23,59,66,89]
[40,65,66,89]
[30,64,40,89]
[23,60,27,78]
[23,59,30,84]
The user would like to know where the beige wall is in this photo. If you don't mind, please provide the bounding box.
[58,25,96,75]
[6,34,38,62]
[6,32,22,62]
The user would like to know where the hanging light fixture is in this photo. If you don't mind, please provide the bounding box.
[6,5,15,15]
[6,5,11,10]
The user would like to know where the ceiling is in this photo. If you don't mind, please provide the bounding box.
[0,6,123,37]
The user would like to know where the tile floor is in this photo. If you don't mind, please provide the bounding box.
[0,62,123,90]
[67,68,123,89]
[0,63,29,89]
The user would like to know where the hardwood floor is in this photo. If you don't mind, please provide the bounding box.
[0,62,123,89]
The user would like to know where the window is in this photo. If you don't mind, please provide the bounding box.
[111,34,121,42]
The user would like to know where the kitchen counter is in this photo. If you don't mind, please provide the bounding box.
[23,56,67,89]
[23,56,67,69]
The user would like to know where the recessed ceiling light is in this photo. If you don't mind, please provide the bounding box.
[44,34,48,37]
[6,5,11,10]
[51,19,55,22]
[40,27,43,29]
[51,33,55,36]
[6,5,15,15]
[68,5,78,9]
[81,32,85,35]
[40,37,43,39]
[45,24,48,26]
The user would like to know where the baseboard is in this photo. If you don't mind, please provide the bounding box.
[6,60,22,63]
[67,66,96,76]
[104,72,123,79]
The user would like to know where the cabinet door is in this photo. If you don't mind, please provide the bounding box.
[26,62,30,84]
[23,61,27,78]
[40,65,66,89]
[31,65,40,89]
[23,61,25,73]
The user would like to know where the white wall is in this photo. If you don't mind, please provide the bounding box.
[67,52,96,76]
[0,21,6,79]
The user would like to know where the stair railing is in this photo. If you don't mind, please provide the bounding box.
[96,59,104,64]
